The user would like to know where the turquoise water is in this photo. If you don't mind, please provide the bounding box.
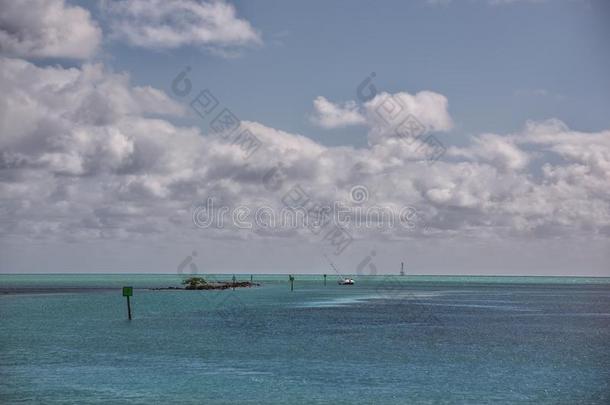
[1,274,609,404]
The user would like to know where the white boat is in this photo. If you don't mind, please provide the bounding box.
[338,278,355,285]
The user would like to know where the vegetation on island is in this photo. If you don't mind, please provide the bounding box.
[168,276,258,290]
[182,276,207,289]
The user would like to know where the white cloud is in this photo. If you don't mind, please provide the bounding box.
[310,96,366,129]
[101,0,262,51]
[364,91,453,144]
[1,56,609,250]
[311,90,453,145]
[0,56,185,177]
[0,0,101,59]
[449,133,529,172]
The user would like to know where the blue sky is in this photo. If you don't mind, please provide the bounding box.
[94,0,610,147]
[1,0,609,275]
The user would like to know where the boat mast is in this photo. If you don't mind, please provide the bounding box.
[323,254,342,278]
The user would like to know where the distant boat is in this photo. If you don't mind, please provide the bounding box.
[323,254,355,285]
[400,261,405,276]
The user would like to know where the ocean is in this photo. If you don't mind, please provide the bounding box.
[1,274,609,404]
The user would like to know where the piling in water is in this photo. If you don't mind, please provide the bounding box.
[122,286,133,320]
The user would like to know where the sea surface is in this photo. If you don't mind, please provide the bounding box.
[1,274,609,404]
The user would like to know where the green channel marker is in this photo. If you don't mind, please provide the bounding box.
[122,286,133,320]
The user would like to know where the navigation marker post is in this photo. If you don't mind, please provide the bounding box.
[122,286,133,320]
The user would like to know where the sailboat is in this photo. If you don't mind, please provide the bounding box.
[338,277,355,285]
[400,262,405,276]
[323,254,355,285]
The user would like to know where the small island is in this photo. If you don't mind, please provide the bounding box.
[151,276,259,291]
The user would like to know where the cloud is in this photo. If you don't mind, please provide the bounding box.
[311,90,453,144]
[310,96,366,129]
[515,119,610,182]
[0,56,609,248]
[0,56,185,177]
[363,91,453,144]
[0,0,101,59]
[101,0,262,51]
[449,133,529,172]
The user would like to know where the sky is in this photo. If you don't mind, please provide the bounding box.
[0,0,609,275]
